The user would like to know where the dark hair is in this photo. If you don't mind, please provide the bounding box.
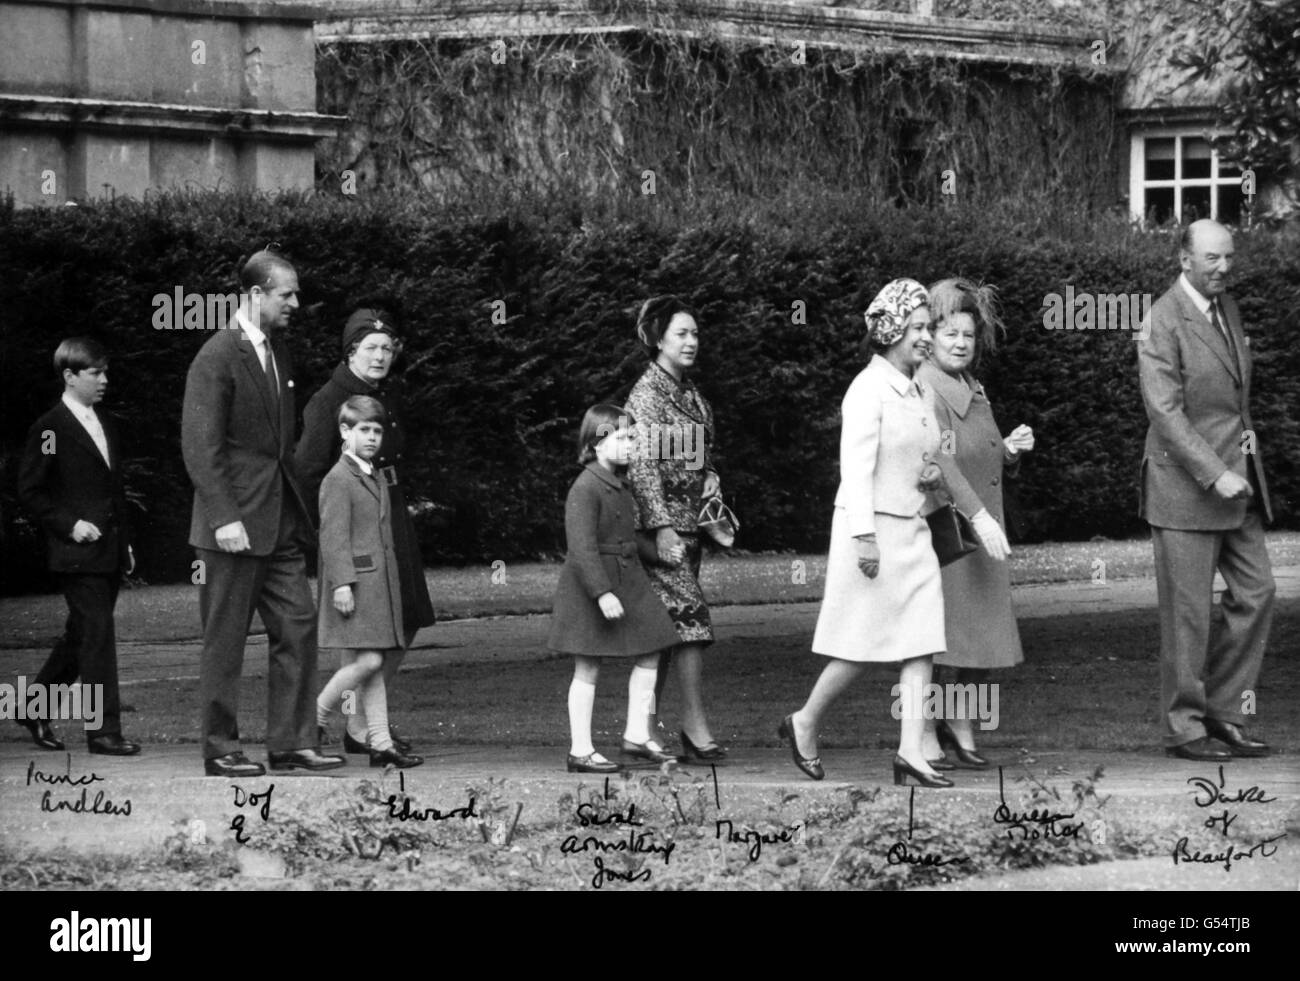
[239,248,294,292]
[577,403,635,465]
[54,336,107,376]
[338,395,387,428]
[635,295,698,358]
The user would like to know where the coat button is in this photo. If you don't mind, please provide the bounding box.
[990,439,998,446]
[991,477,1000,485]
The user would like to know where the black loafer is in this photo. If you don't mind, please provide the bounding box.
[937,719,990,768]
[370,747,424,768]
[1166,736,1231,761]
[680,732,727,763]
[18,719,64,751]
[1204,720,1269,758]
[777,714,824,781]
[343,731,368,754]
[567,753,619,774]
[88,733,140,756]
[387,724,413,753]
[204,751,266,778]
[268,748,346,771]
[927,754,957,771]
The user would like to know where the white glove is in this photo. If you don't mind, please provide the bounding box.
[970,509,1010,561]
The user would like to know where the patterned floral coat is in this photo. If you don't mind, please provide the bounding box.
[624,362,718,534]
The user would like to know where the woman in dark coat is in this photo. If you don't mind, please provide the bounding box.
[548,404,681,772]
[916,278,1034,766]
[624,295,726,762]
[295,305,435,754]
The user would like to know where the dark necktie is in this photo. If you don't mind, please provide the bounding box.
[1209,300,1238,369]
[262,341,280,426]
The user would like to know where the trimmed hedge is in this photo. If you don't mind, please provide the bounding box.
[2,190,1298,592]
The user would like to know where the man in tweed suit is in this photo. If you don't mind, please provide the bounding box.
[1137,219,1273,761]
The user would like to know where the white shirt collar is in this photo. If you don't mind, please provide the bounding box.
[1179,273,1215,317]
[344,449,374,475]
[61,391,98,422]
[236,309,268,348]
[870,353,923,397]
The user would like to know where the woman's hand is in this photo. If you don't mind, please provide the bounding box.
[1003,424,1034,457]
[970,509,1010,560]
[656,527,685,566]
[703,471,721,500]
[597,592,625,621]
[918,461,945,492]
[855,535,880,579]
[333,585,355,616]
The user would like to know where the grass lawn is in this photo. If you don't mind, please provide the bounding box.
[5,532,1300,647]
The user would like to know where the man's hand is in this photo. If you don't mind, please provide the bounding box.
[656,527,685,566]
[855,535,880,580]
[333,585,355,616]
[1212,470,1253,501]
[1003,424,1035,457]
[214,521,251,553]
[71,520,102,543]
[597,592,625,621]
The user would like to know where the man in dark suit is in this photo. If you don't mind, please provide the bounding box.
[182,249,343,777]
[1138,219,1274,761]
[16,337,140,755]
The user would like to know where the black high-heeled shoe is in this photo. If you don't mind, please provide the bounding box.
[777,714,824,781]
[680,732,727,763]
[893,755,954,788]
[936,719,988,768]
[621,739,677,765]
[927,754,956,771]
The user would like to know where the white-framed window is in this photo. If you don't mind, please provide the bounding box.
[1128,128,1247,225]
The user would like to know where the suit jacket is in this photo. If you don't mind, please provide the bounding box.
[317,455,404,650]
[625,362,717,534]
[833,355,941,537]
[182,320,312,555]
[1138,280,1271,530]
[17,400,132,574]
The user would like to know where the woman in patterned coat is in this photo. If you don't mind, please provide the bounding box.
[624,295,726,762]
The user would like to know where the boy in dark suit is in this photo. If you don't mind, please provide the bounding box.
[16,337,140,755]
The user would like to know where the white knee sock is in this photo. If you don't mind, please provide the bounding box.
[623,666,657,744]
[363,673,393,752]
[568,678,596,757]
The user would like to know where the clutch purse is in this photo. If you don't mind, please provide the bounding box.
[926,503,979,567]
[698,495,740,548]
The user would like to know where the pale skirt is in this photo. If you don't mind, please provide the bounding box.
[811,508,946,663]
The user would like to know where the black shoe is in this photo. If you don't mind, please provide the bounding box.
[204,752,266,778]
[680,731,727,763]
[317,725,333,747]
[937,719,989,768]
[777,714,824,781]
[1166,736,1231,761]
[268,748,346,772]
[927,754,957,771]
[893,755,953,788]
[387,724,413,754]
[343,731,368,754]
[621,739,677,765]
[567,752,619,774]
[18,719,64,751]
[88,733,140,756]
[1204,720,1269,758]
[370,746,424,768]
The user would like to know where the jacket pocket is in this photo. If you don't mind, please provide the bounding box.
[352,553,377,572]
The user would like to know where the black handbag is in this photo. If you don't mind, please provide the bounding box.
[927,502,980,567]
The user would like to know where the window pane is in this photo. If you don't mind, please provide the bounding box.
[1217,154,1242,177]
[1145,138,1176,180]
[1217,183,1246,224]
[1182,185,1212,221]
[1182,137,1212,179]
[1146,187,1175,224]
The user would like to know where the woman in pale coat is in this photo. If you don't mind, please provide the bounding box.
[779,278,953,788]
[917,278,1034,766]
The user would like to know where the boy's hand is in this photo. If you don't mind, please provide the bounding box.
[71,520,102,543]
[597,592,625,621]
[333,585,355,616]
